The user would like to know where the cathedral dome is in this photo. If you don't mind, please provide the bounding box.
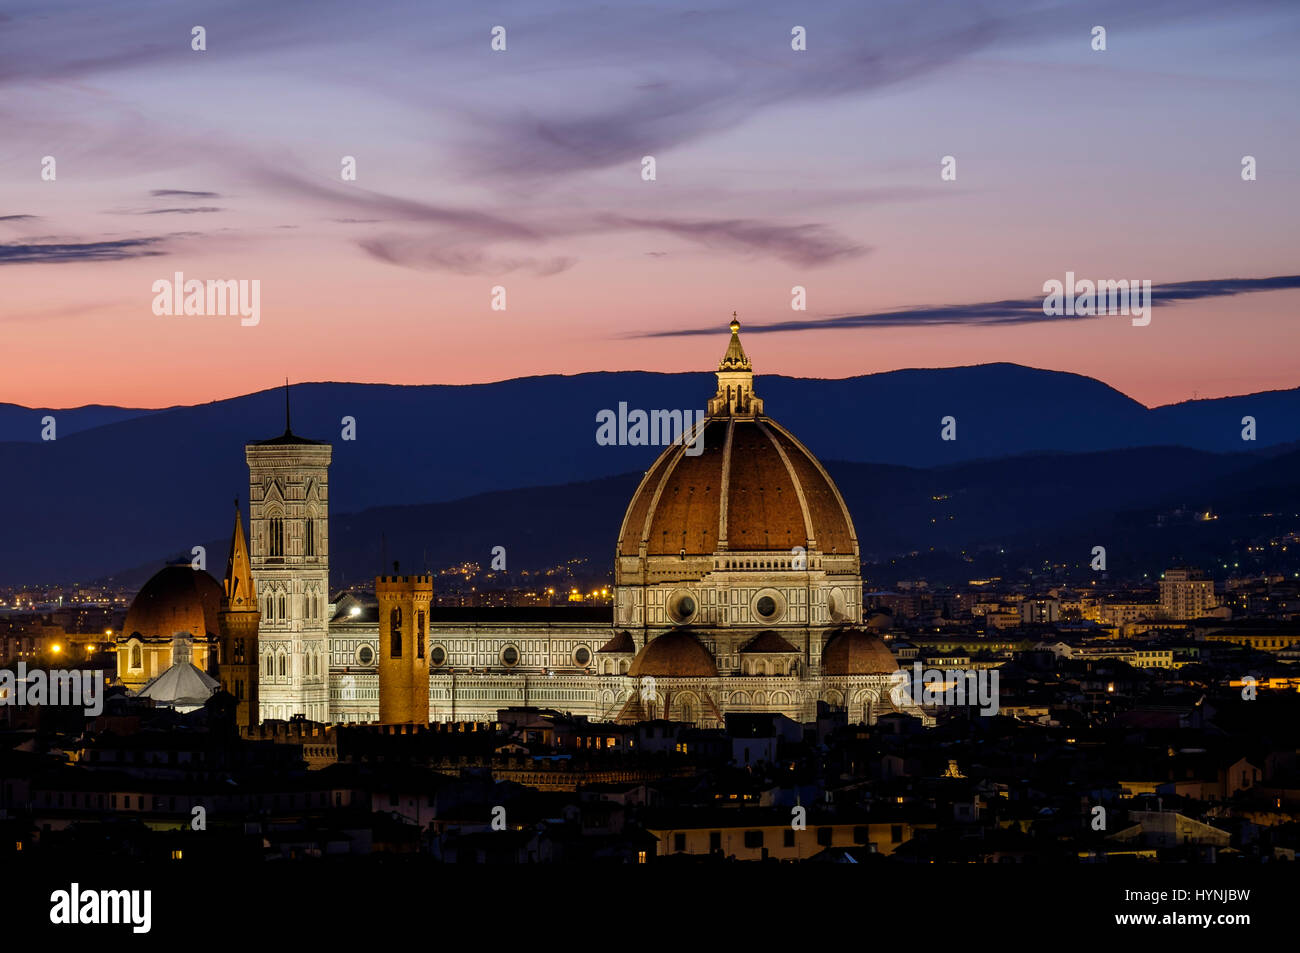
[123,565,224,642]
[616,320,856,562]
[627,630,718,678]
[821,628,898,676]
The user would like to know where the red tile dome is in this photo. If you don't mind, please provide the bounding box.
[627,630,718,678]
[821,628,898,676]
[122,565,223,642]
[617,416,857,559]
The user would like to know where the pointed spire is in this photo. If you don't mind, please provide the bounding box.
[223,500,257,610]
[708,313,763,417]
[284,378,292,436]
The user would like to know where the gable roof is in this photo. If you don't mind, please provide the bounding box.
[740,631,798,654]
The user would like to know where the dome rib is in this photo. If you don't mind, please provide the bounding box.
[756,419,816,549]
[722,420,804,552]
[617,441,679,558]
[716,418,735,550]
[646,420,726,555]
[764,418,859,557]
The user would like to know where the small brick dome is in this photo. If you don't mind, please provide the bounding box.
[628,630,718,678]
[123,565,223,641]
[821,628,898,676]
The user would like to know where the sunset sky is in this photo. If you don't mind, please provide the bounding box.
[2,0,1297,409]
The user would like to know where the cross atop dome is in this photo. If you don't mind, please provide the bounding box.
[718,311,751,372]
[708,313,764,417]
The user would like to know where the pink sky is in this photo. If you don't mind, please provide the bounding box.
[2,0,1297,409]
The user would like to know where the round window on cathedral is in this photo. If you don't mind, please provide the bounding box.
[574,646,591,667]
[750,588,787,623]
[827,587,847,622]
[667,589,698,625]
[501,645,519,667]
[430,645,446,667]
[356,645,375,666]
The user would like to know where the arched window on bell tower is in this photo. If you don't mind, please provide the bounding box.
[268,514,284,557]
[305,516,315,556]
[390,607,403,658]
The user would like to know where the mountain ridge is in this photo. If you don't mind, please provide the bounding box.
[4,364,1299,583]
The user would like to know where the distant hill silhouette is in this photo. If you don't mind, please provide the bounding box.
[102,444,1300,593]
[0,402,158,441]
[4,364,1298,583]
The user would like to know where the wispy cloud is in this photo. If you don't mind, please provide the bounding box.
[601,215,866,267]
[358,235,577,276]
[249,167,542,242]
[0,238,166,265]
[0,214,38,222]
[632,275,1300,337]
[0,299,126,323]
[134,207,223,215]
[149,190,220,198]
[453,4,1002,182]
[251,165,861,270]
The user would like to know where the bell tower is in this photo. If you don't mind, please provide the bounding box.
[376,571,434,725]
[218,502,260,730]
[246,383,332,723]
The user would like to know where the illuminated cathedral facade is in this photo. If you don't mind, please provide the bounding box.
[118,320,920,729]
